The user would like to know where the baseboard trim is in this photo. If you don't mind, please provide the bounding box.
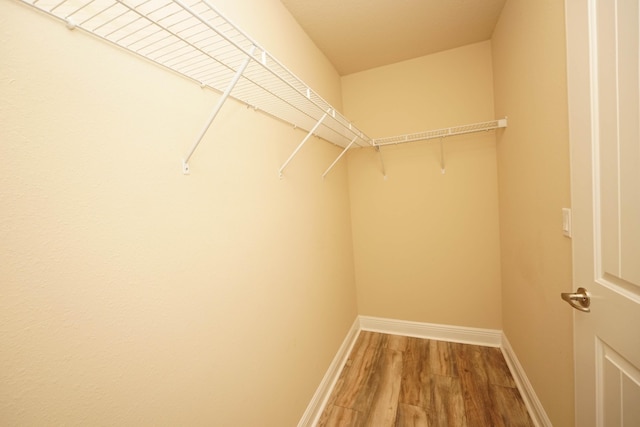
[298,318,550,427]
[501,333,552,427]
[297,317,361,427]
[359,315,502,347]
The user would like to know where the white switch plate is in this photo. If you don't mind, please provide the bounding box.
[562,208,572,238]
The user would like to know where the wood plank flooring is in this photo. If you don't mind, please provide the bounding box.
[317,332,533,427]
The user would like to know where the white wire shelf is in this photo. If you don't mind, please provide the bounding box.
[373,118,508,146]
[17,0,507,177]
[19,0,373,154]
[371,118,507,176]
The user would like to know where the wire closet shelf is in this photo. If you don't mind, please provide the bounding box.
[372,118,508,146]
[21,0,373,150]
[19,0,507,176]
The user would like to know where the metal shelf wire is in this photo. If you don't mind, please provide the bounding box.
[372,118,507,176]
[18,0,507,176]
[372,118,508,146]
[20,0,373,153]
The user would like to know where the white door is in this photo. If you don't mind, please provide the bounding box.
[566,0,640,426]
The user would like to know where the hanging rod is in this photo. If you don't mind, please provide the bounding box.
[19,0,373,169]
[373,118,507,146]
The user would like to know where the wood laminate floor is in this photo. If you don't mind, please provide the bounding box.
[317,331,534,427]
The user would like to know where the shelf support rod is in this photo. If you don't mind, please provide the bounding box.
[278,112,328,178]
[322,136,358,179]
[376,146,387,179]
[183,45,256,174]
[439,138,446,174]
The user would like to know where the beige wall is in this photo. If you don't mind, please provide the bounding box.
[492,0,574,425]
[0,1,356,425]
[2,0,577,424]
[343,42,503,329]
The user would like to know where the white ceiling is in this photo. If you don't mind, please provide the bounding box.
[280,0,507,75]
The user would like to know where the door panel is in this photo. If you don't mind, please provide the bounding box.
[566,0,640,426]
[617,0,640,285]
[596,0,640,290]
[598,339,640,426]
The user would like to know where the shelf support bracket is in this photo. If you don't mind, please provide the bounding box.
[439,137,446,174]
[321,136,358,179]
[376,146,387,179]
[278,112,328,178]
[182,45,256,174]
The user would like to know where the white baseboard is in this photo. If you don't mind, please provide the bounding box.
[297,317,361,427]
[298,316,502,426]
[298,317,550,427]
[359,315,502,347]
[501,333,552,427]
